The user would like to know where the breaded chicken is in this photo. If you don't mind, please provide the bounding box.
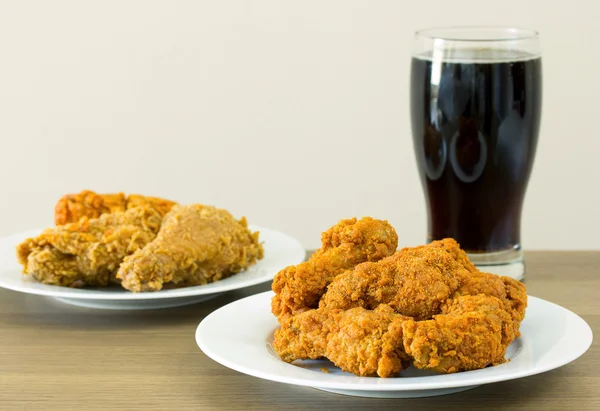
[454,271,528,338]
[17,206,163,287]
[271,217,398,320]
[326,305,412,377]
[402,294,514,374]
[273,305,411,378]
[409,238,527,331]
[273,309,334,362]
[319,246,464,321]
[272,229,527,378]
[401,238,478,274]
[117,205,263,292]
[54,190,176,225]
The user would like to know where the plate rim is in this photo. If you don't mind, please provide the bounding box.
[0,226,305,300]
[196,291,594,392]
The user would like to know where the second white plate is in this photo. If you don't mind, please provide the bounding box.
[197,291,593,398]
[0,226,305,310]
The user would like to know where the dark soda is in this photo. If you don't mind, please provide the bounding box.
[410,52,542,252]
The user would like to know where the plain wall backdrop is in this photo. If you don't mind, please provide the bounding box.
[0,1,598,250]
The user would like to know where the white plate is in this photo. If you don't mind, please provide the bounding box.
[0,227,304,310]
[196,291,593,398]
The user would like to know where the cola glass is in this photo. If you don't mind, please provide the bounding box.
[410,27,542,279]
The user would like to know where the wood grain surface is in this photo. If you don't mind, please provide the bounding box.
[0,251,598,411]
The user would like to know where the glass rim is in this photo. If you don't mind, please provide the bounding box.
[414,26,539,42]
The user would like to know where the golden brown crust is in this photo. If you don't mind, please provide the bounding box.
[18,206,163,287]
[402,238,478,274]
[271,217,398,320]
[273,305,412,378]
[273,309,334,363]
[326,305,412,377]
[54,191,121,225]
[54,190,176,225]
[126,195,176,217]
[116,205,264,292]
[319,247,464,321]
[402,295,514,373]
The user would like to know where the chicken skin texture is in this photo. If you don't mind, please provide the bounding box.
[415,239,527,336]
[319,247,465,321]
[17,206,163,287]
[402,294,514,374]
[405,238,479,274]
[117,205,263,292]
[454,271,527,339]
[273,305,411,378]
[54,190,176,225]
[406,238,527,336]
[273,309,334,363]
[326,305,412,377]
[271,217,398,320]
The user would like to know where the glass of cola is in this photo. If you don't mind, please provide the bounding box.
[410,27,542,280]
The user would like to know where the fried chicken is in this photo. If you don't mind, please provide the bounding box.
[402,294,514,373]
[420,238,479,274]
[273,309,334,362]
[117,204,263,292]
[54,190,176,225]
[319,246,464,321]
[272,226,527,378]
[271,217,398,320]
[454,271,528,337]
[17,206,163,287]
[273,305,412,378]
[326,305,412,377]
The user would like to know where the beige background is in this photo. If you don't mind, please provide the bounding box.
[0,1,598,250]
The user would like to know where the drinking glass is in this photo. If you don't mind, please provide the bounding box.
[410,27,542,280]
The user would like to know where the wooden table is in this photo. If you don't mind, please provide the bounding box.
[0,251,598,410]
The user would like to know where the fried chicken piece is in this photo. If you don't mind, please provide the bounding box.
[126,194,176,217]
[319,245,465,320]
[402,294,515,374]
[117,204,263,292]
[454,271,528,337]
[271,217,398,319]
[502,275,528,324]
[326,305,412,377]
[401,238,478,274]
[54,190,176,225]
[17,206,163,287]
[273,309,334,362]
[54,191,125,225]
[404,238,527,333]
[273,305,411,378]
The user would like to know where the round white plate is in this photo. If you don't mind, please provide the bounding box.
[0,227,304,310]
[196,291,593,398]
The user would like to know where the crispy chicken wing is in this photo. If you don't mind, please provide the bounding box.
[402,294,514,374]
[319,246,464,321]
[17,206,163,287]
[116,204,263,292]
[271,217,398,320]
[54,190,176,225]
